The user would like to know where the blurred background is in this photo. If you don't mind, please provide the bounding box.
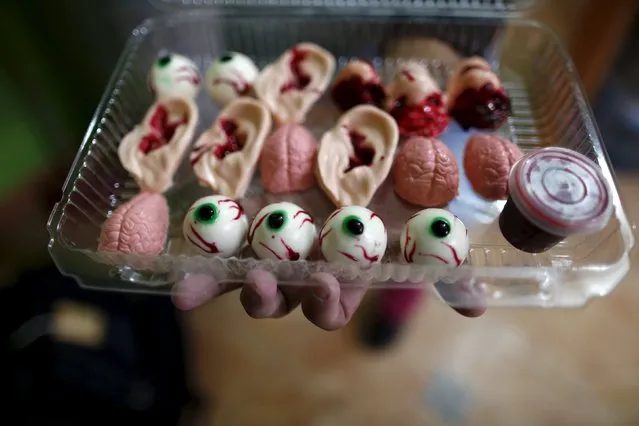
[1,1,639,425]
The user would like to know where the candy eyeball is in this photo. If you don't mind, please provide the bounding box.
[205,52,260,105]
[319,206,387,265]
[183,195,248,258]
[149,51,201,100]
[400,208,469,266]
[248,202,317,261]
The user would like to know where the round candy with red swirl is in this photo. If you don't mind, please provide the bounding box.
[248,202,317,261]
[183,195,249,258]
[499,147,613,253]
[319,206,387,266]
[148,51,201,101]
[400,208,469,267]
[205,52,259,105]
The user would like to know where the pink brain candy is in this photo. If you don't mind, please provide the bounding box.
[393,137,459,207]
[98,192,169,256]
[259,124,318,194]
[463,133,523,200]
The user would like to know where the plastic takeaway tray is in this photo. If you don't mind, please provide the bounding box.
[149,0,537,17]
[47,11,634,307]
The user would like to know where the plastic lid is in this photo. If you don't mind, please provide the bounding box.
[508,147,613,238]
[150,0,536,14]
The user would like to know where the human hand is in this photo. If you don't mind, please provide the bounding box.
[172,270,485,331]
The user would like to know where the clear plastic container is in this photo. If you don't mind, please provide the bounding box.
[47,10,635,307]
[150,0,536,16]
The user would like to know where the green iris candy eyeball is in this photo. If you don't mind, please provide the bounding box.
[195,203,218,224]
[266,210,287,231]
[429,217,451,239]
[342,215,364,237]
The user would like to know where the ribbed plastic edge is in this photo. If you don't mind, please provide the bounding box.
[148,0,538,18]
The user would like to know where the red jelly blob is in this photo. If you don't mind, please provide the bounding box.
[331,76,387,111]
[280,48,311,93]
[345,129,376,173]
[138,105,187,154]
[450,83,512,130]
[389,92,449,138]
[213,119,247,159]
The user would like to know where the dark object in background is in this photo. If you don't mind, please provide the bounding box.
[358,311,404,349]
[358,288,425,350]
[0,266,193,426]
[593,20,639,171]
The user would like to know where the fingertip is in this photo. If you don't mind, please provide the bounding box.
[310,272,340,284]
[309,272,340,302]
[453,306,486,318]
[171,274,217,311]
[246,269,277,287]
[241,269,283,319]
[239,289,265,319]
[302,273,347,331]
[435,278,486,319]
